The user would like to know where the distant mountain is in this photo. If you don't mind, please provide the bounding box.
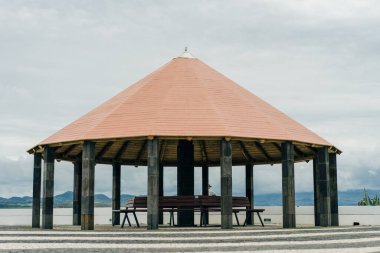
[0,189,378,208]
[254,189,380,206]
[0,191,134,208]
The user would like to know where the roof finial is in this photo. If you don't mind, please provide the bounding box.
[179,47,195,59]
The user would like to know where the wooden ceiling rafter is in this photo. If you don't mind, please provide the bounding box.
[254,142,272,161]
[62,144,77,157]
[114,141,129,162]
[159,140,167,163]
[96,141,113,160]
[200,140,209,165]
[135,140,147,166]
[294,145,305,158]
[239,141,254,164]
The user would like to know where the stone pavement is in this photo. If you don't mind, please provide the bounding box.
[0,225,380,252]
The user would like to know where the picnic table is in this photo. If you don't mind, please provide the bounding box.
[113,196,265,228]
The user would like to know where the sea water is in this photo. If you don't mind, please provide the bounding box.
[0,206,379,226]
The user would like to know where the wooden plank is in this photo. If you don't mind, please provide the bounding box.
[254,142,272,161]
[114,141,129,162]
[239,141,254,163]
[62,144,77,157]
[294,145,305,158]
[159,140,167,163]
[200,140,209,165]
[96,141,113,160]
[136,140,147,165]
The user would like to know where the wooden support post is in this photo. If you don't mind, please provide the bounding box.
[245,163,254,225]
[329,153,339,226]
[73,161,82,225]
[147,138,159,230]
[32,153,42,228]
[159,165,164,225]
[177,140,195,226]
[202,165,209,225]
[81,141,95,230]
[112,163,121,225]
[220,139,232,229]
[313,157,320,226]
[317,147,331,227]
[42,147,54,229]
[281,141,296,228]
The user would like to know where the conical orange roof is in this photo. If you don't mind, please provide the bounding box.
[39,54,331,147]
[30,52,340,166]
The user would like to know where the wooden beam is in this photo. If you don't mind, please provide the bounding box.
[220,139,232,229]
[62,144,77,157]
[239,141,254,163]
[329,153,339,226]
[81,141,95,230]
[305,145,317,155]
[245,163,254,225]
[200,140,209,165]
[42,147,55,229]
[32,153,42,228]
[76,151,83,160]
[273,142,282,152]
[282,141,296,228]
[254,142,272,161]
[317,147,331,227]
[136,140,147,165]
[147,139,159,230]
[112,163,121,226]
[96,141,113,160]
[159,140,167,163]
[114,141,129,162]
[73,161,82,226]
[294,145,305,158]
[177,140,195,226]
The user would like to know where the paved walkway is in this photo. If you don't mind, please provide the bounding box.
[0,225,380,252]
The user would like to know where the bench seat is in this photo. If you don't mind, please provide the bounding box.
[113,196,265,228]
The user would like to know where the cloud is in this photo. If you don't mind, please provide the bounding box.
[0,0,379,197]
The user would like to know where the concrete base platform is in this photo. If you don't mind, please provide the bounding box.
[1,225,380,252]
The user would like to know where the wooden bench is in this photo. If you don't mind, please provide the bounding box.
[113,196,265,228]
[198,196,265,227]
[114,196,201,228]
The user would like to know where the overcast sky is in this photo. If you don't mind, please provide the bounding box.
[0,0,379,198]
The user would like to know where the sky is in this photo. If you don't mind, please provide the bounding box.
[0,0,379,198]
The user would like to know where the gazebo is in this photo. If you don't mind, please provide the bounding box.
[28,50,341,230]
